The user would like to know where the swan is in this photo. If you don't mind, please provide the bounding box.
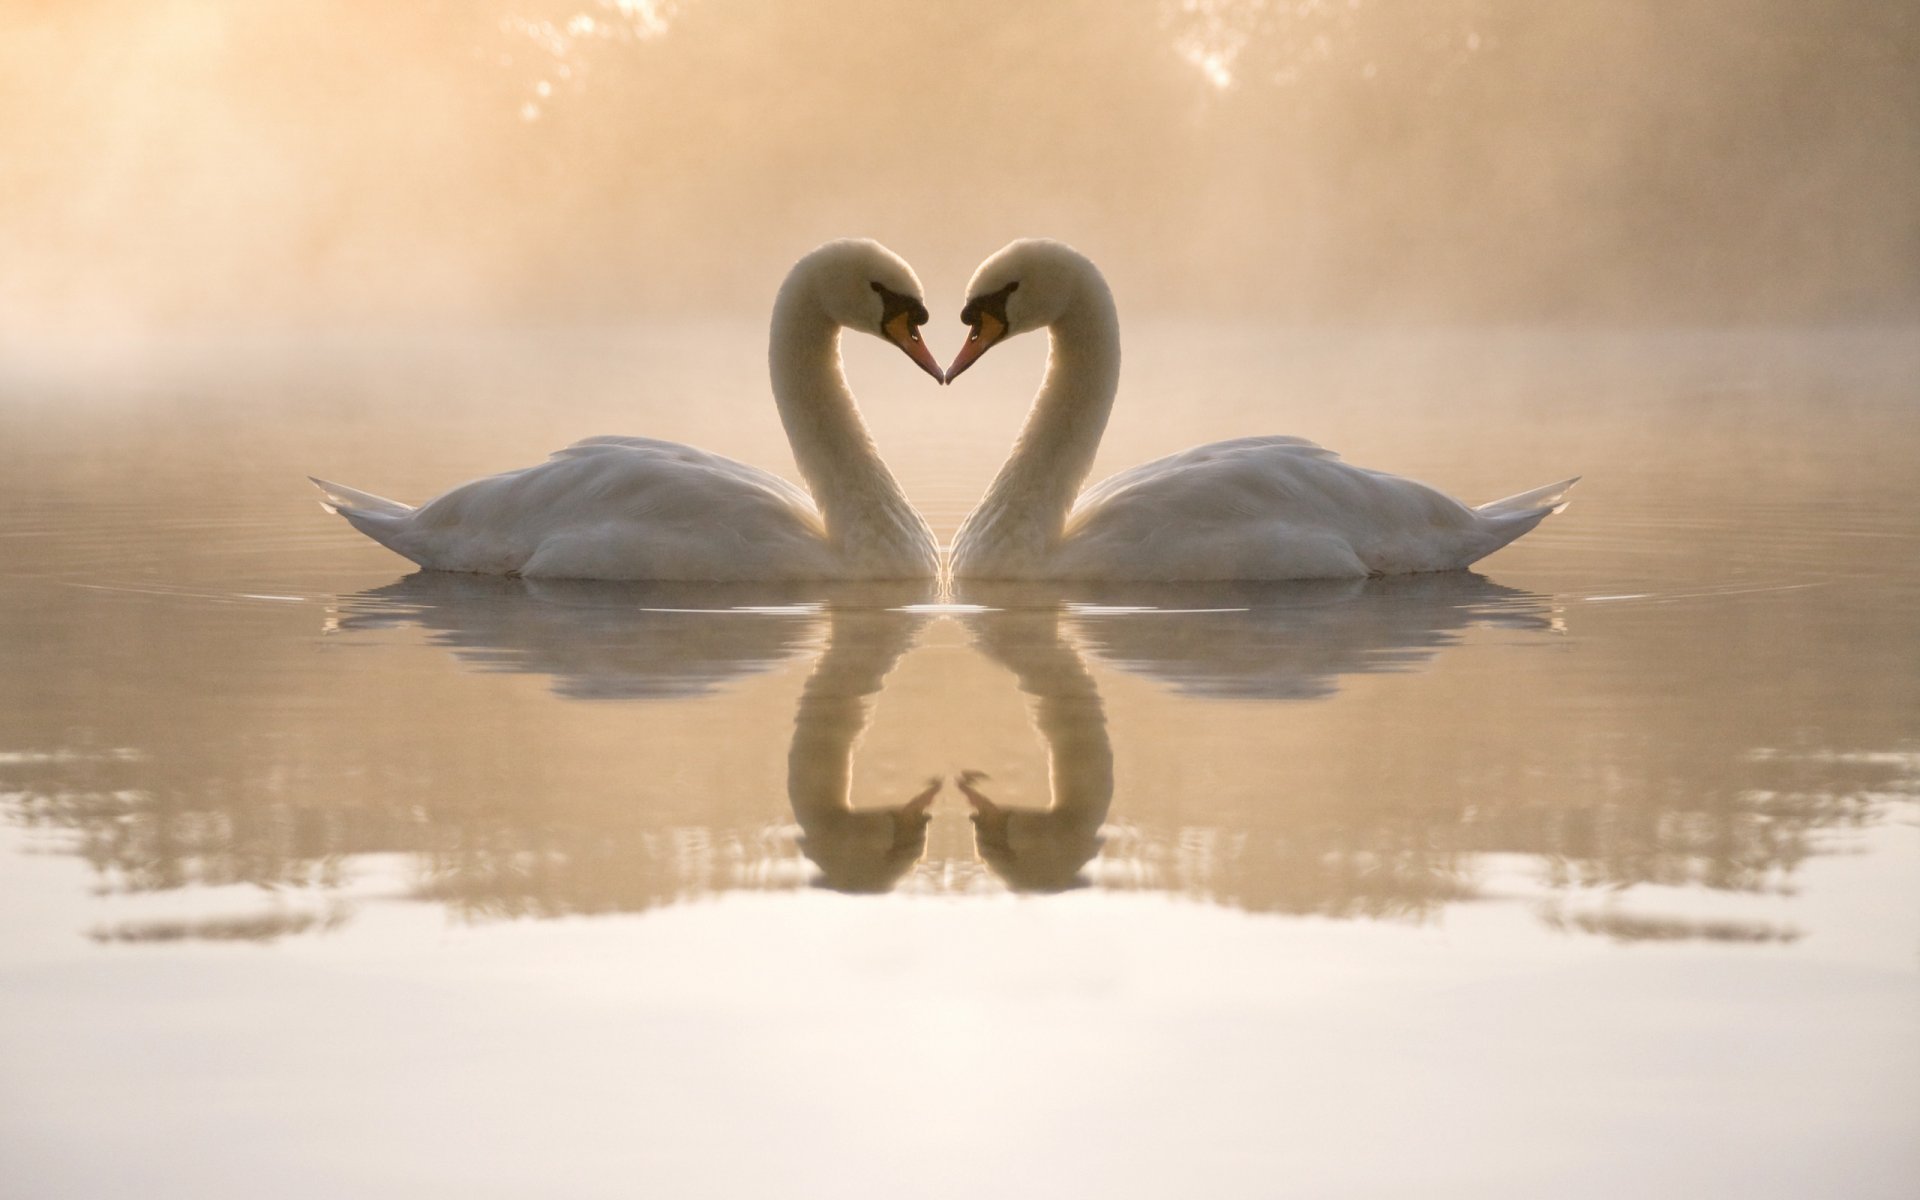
[942,239,1578,581]
[311,239,945,581]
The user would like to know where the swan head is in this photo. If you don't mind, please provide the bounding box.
[793,239,943,382]
[945,238,1101,382]
[798,779,940,895]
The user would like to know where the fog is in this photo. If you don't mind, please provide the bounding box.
[2,0,1915,337]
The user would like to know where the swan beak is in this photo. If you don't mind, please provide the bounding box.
[885,312,945,382]
[943,313,1006,384]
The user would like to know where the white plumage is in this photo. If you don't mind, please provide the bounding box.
[945,239,1576,582]
[313,240,943,581]
[313,438,839,581]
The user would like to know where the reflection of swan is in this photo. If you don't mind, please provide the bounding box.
[312,240,943,581]
[955,605,1113,893]
[945,575,1550,889]
[943,239,1577,581]
[953,575,1558,906]
[1056,573,1553,700]
[335,576,942,892]
[336,573,824,700]
[786,606,941,893]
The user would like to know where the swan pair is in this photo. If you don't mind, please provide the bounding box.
[313,239,1575,582]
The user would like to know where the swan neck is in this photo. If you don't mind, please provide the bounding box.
[767,291,925,553]
[971,287,1122,545]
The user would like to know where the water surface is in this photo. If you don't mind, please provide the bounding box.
[2,325,1916,1198]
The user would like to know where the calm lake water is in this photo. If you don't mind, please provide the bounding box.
[2,323,1916,1198]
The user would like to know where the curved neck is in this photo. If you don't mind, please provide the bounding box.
[768,283,928,556]
[786,614,906,810]
[966,609,1114,890]
[786,610,928,891]
[961,280,1122,557]
[1021,617,1113,836]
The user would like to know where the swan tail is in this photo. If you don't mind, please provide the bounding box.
[308,476,413,518]
[1457,475,1579,565]
[1477,475,1580,520]
[308,476,429,563]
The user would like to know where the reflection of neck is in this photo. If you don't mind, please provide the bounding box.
[768,282,933,573]
[786,609,925,890]
[970,608,1114,889]
[1027,622,1113,834]
[787,614,904,809]
[954,280,1122,573]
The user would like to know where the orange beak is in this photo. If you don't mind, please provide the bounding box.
[943,312,1006,384]
[884,311,945,382]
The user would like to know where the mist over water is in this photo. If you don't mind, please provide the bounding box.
[4,0,1915,338]
[2,8,1918,1200]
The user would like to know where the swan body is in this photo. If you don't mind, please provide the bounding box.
[943,240,1576,581]
[313,240,943,581]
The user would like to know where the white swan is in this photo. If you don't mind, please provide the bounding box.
[311,239,945,581]
[942,239,1577,581]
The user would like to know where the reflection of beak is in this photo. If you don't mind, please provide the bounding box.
[943,313,1006,384]
[884,311,945,382]
[956,769,1010,849]
[889,777,942,853]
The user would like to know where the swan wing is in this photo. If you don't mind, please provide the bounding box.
[1069,436,1338,520]
[336,439,836,581]
[1062,439,1563,580]
[554,435,822,515]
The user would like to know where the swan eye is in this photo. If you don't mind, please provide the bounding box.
[960,280,1019,330]
[870,281,929,333]
[944,281,1016,381]
[875,285,944,380]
